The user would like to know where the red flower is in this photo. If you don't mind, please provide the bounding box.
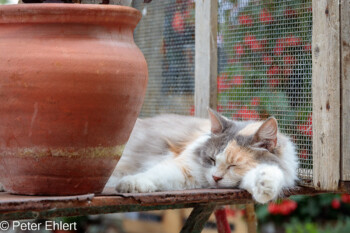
[268,79,279,88]
[227,101,240,110]
[260,39,268,48]
[268,66,279,77]
[239,15,253,26]
[268,200,297,215]
[260,9,273,24]
[235,44,244,56]
[225,207,236,217]
[218,74,243,92]
[284,8,297,18]
[298,115,312,136]
[304,43,312,53]
[268,203,279,215]
[232,76,243,86]
[332,199,341,209]
[172,11,185,33]
[217,105,224,113]
[263,54,272,65]
[299,150,309,160]
[283,68,293,77]
[189,105,195,116]
[284,55,296,65]
[274,38,285,56]
[217,73,229,91]
[183,10,190,19]
[267,66,279,87]
[228,58,238,64]
[234,107,259,120]
[244,35,262,51]
[251,97,260,106]
[341,194,350,203]
[283,56,296,76]
[285,35,301,47]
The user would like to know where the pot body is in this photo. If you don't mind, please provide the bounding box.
[0,4,148,195]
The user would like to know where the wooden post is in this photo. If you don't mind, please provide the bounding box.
[341,0,350,180]
[194,0,218,117]
[312,0,341,190]
[180,204,216,233]
[245,203,257,233]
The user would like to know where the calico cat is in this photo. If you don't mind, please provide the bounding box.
[105,109,298,204]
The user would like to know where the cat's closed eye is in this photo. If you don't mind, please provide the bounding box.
[209,157,216,166]
[228,165,236,169]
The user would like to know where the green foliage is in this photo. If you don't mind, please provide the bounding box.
[285,218,350,233]
[0,0,8,4]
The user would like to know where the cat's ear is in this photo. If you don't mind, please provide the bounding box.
[252,117,278,152]
[208,108,228,134]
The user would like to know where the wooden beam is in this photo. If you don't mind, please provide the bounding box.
[194,0,218,118]
[341,0,350,180]
[180,204,216,233]
[312,0,341,190]
[245,203,257,233]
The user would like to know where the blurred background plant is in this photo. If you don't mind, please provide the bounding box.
[256,194,350,233]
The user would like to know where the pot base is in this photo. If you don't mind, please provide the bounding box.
[0,156,119,195]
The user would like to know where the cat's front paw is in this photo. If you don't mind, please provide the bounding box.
[252,166,283,204]
[116,175,157,193]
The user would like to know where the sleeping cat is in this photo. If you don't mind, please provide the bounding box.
[105,108,298,204]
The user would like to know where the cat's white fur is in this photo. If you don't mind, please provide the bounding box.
[239,126,298,203]
[113,134,211,192]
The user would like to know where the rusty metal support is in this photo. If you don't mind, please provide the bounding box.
[180,204,216,233]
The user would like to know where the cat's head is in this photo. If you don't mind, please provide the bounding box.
[196,108,284,188]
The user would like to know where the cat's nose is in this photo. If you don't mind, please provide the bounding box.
[212,175,223,182]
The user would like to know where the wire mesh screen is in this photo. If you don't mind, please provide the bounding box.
[133,0,195,117]
[217,0,313,184]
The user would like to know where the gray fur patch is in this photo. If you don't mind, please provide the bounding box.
[195,117,285,169]
[195,119,251,167]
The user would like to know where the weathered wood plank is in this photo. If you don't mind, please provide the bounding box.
[0,187,328,220]
[341,0,350,180]
[245,203,257,233]
[194,0,218,117]
[312,0,341,190]
[180,204,216,233]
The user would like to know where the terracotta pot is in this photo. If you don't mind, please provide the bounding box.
[0,4,148,195]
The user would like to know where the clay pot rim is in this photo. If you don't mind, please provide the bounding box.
[0,3,141,26]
